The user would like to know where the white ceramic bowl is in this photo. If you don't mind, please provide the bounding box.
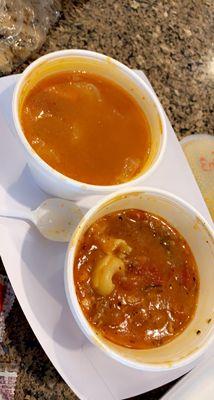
[12,50,167,200]
[65,187,214,371]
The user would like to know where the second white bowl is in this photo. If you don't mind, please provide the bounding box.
[65,187,214,371]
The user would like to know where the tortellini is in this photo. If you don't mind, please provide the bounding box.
[92,234,132,296]
[92,254,125,296]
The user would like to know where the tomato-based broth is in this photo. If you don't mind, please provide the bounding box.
[74,209,199,349]
[20,72,151,185]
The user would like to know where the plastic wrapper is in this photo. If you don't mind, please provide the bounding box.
[0,364,18,400]
[0,0,61,75]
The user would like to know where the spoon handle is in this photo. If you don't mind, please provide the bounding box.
[0,209,33,222]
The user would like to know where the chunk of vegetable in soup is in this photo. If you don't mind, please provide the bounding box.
[74,209,199,349]
[20,72,151,185]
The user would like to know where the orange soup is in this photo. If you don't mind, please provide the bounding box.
[20,72,151,185]
[74,209,199,349]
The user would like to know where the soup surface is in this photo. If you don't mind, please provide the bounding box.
[74,209,199,349]
[20,72,151,185]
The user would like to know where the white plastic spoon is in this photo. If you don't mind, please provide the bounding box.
[0,198,83,242]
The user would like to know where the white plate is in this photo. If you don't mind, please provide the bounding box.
[161,355,214,400]
[0,71,212,400]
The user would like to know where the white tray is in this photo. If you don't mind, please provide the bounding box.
[0,71,212,400]
[161,354,214,400]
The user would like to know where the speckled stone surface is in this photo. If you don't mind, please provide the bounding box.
[0,0,213,399]
[13,0,214,138]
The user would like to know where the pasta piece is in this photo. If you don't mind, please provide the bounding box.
[116,157,141,184]
[92,254,125,296]
[73,82,102,102]
[112,239,132,255]
[44,84,78,103]
[100,237,132,256]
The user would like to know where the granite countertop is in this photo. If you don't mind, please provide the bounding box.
[0,0,213,399]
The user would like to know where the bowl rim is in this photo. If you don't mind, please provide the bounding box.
[12,49,167,192]
[64,186,214,371]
